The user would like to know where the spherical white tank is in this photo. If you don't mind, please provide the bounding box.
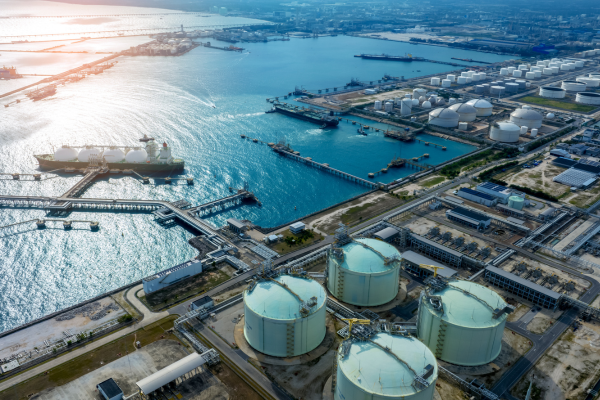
[78,147,101,162]
[449,103,477,122]
[327,238,401,306]
[510,107,543,129]
[417,281,509,366]
[428,108,459,128]
[490,121,520,142]
[54,146,79,162]
[125,148,148,163]
[244,274,326,357]
[102,148,125,163]
[335,332,438,400]
[412,99,419,106]
[466,99,493,116]
[421,101,432,109]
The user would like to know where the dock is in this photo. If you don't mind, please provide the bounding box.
[0,219,99,231]
[370,156,431,177]
[415,138,447,149]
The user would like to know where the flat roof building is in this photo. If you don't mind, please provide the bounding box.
[290,221,306,234]
[191,296,213,311]
[457,187,498,207]
[446,207,491,230]
[373,226,400,242]
[409,234,463,268]
[476,182,512,203]
[401,250,457,279]
[227,218,247,233]
[485,266,560,309]
[97,378,123,400]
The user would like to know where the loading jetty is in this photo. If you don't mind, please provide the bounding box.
[354,54,469,67]
[451,57,492,64]
[369,156,431,178]
[199,41,244,52]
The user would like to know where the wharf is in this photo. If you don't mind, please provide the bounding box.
[415,138,447,149]
[451,57,491,64]
[354,54,469,67]
[198,41,243,52]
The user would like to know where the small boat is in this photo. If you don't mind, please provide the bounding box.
[358,128,367,136]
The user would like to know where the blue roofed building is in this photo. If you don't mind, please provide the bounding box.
[456,187,498,207]
[446,207,491,230]
[476,182,512,204]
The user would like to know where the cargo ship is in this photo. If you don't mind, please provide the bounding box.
[354,53,424,62]
[34,135,185,172]
[269,103,339,127]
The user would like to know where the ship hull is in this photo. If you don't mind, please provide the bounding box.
[34,155,184,172]
[274,107,339,126]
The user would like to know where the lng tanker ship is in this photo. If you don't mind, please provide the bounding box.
[34,135,185,172]
[270,103,339,127]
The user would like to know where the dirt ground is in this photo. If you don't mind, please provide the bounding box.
[508,304,531,322]
[527,308,563,334]
[511,320,600,400]
[435,377,468,400]
[208,363,260,400]
[497,160,569,199]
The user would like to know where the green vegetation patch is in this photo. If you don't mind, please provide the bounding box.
[520,96,597,112]
[421,176,446,188]
[440,148,519,179]
[269,229,323,255]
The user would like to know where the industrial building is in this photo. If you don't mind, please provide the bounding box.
[417,280,510,366]
[456,187,498,207]
[553,168,597,188]
[334,332,438,400]
[373,226,400,242]
[327,238,401,306]
[409,234,463,268]
[476,182,513,203]
[227,218,247,233]
[401,251,457,279]
[142,259,203,294]
[243,274,326,357]
[97,378,123,400]
[446,207,491,230]
[191,296,213,311]
[290,221,306,234]
[485,266,560,309]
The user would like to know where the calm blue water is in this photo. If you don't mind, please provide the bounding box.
[0,31,510,332]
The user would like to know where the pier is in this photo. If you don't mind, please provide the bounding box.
[61,165,108,198]
[270,144,381,189]
[415,138,447,149]
[0,219,99,231]
[187,190,258,217]
[369,156,431,177]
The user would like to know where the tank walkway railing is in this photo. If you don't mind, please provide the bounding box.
[439,366,499,400]
[272,147,381,189]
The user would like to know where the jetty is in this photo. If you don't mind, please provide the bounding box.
[415,138,447,149]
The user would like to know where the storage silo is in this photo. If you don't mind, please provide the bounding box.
[510,107,543,129]
[244,274,326,357]
[508,195,525,210]
[428,108,459,128]
[417,280,509,366]
[449,103,477,122]
[466,99,493,116]
[490,121,520,142]
[334,332,438,400]
[327,238,401,306]
[505,83,519,93]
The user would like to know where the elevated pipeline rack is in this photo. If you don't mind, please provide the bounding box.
[0,219,99,231]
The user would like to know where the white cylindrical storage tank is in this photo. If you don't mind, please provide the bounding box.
[500,68,509,76]
[401,98,413,116]
[518,64,528,70]
[490,86,505,96]
[431,77,441,86]
[531,128,538,138]
[479,72,487,80]
[441,79,451,88]
[510,107,543,129]
[507,66,515,74]
[590,74,600,79]
[576,92,600,105]
[562,80,586,92]
[327,238,401,306]
[458,122,468,130]
[472,73,480,82]
[374,100,382,110]
[474,85,484,94]
[505,83,519,93]
[490,121,520,142]
[537,61,545,67]
[534,71,542,78]
[394,97,402,105]
[550,66,559,74]
[125,148,148,163]
[543,60,550,66]
[448,98,457,105]
[335,332,438,400]
[542,68,553,75]
[466,99,493,116]
[447,74,456,82]
[531,66,540,72]
[457,76,467,84]
[512,70,522,78]
[384,102,393,112]
[465,77,472,84]
[417,281,509,366]
[54,146,79,162]
[449,103,477,122]
[413,88,426,98]
[560,64,570,71]
[539,86,566,98]
[102,148,125,163]
[461,71,469,77]
[421,101,432,109]
[405,94,412,98]
[508,195,525,211]
[78,147,101,162]
[428,108,460,128]
[525,72,536,80]
[575,61,584,68]
[520,125,528,134]
[515,80,526,90]
[244,274,326,357]
[577,77,600,87]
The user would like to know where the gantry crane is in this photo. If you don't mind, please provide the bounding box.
[341,318,371,339]
[419,264,444,278]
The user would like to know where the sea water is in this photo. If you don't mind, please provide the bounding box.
[0,4,511,332]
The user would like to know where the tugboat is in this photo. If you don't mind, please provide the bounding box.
[358,128,367,136]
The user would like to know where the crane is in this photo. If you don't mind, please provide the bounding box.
[419,264,444,278]
[341,318,371,338]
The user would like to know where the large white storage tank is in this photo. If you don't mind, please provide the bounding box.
[125,148,148,163]
[54,146,79,162]
[576,92,600,105]
[244,274,326,357]
[490,121,520,143]
[466,99,493,116]
[428,108,459,128]
[448,103,477,122]
[78,147,101,162]
[417,280,509,366]
[327,238,401,306]
[562,80,586,92]
[102,148,125,163]
[539,86,566,98]
[334,332,438,400]
[510,107,543,129]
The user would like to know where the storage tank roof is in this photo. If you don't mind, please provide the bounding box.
[429,107,459,118]
[494,121,520,131]
[448,103,477,113]
[338,238,400,273]
[339,333,437,397]
[429,280,507,328]
[466,99,492,108]
[244,275,325,320]
[511,108,543,120]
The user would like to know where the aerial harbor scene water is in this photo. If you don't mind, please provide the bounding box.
[4,1,600,399]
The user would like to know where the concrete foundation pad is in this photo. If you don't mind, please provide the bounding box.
[233,315,336,366]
